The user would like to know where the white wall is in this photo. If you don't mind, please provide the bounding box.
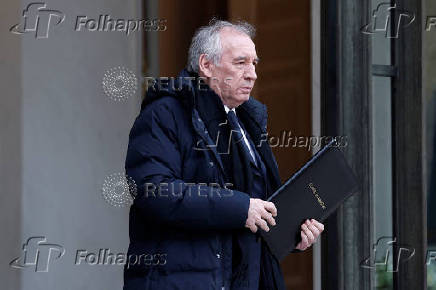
[0,1,146,289]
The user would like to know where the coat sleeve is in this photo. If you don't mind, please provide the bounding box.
[290,248,303,253]
[125,100,250,230]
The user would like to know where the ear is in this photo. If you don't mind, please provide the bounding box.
[198,54,213,78]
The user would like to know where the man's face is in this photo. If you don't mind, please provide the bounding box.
[204,27,258,108]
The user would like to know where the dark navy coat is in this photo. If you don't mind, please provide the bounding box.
[123,69,290,290]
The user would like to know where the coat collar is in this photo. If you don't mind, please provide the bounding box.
[193,81,267,134]
[190,72,281,194]
[140,68,281,193]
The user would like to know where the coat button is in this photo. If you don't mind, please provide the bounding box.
[216,253,221,259]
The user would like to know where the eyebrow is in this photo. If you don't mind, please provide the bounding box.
[233,56,260,63]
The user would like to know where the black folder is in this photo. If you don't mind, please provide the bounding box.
[259,138,359,261]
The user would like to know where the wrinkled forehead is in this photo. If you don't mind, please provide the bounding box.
[219,27,257,59]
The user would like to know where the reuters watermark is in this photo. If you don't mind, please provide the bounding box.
[101,172,137,207]
[143,182,235,198]
[102,66,138,102]
[100,176,235,207]
[143,76,226,93]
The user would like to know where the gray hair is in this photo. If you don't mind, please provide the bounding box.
[186,19,256,73]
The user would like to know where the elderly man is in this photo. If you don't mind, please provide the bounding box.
[123,19,324,290]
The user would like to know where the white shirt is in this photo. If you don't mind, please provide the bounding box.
[223,104,257,164]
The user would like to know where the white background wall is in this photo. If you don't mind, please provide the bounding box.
[0,1,146,289]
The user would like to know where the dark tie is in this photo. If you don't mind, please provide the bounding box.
[226,110,257,166]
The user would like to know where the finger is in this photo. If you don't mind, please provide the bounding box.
[296,242,303,251]
[302,224,315,244]
[256,217,270,232]
[304,219,319,236]
[307,223,320,238]
[303,226,315,244]
[260,209,276,226]
[300,231,309,250]
[245,219,258,233]
[250,225,258,233]
[295,240,301,248]
[263,201,277,217]
[311,219,325,231]
[246,222,258,233]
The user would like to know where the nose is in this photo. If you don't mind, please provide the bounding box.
[244,63,257,82]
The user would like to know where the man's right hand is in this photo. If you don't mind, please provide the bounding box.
[245,198,277,233]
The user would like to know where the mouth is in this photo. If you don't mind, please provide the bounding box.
[240,87,252,94]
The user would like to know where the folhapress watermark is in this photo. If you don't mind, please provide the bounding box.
[361,236,415,272]
[10,237,166,272]
[75,249,167,268]
[10,3,65,39]
[361,2,415,39]
[9,236,65,272]
[193,126,348,154]
[257,132,348,151]
[10,3,167,39]
[75,16,166,35]
[361,2,436,37]
[426,17,436,32]
[360,236,436,272]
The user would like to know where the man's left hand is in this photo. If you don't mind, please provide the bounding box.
[295,219,324,251]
